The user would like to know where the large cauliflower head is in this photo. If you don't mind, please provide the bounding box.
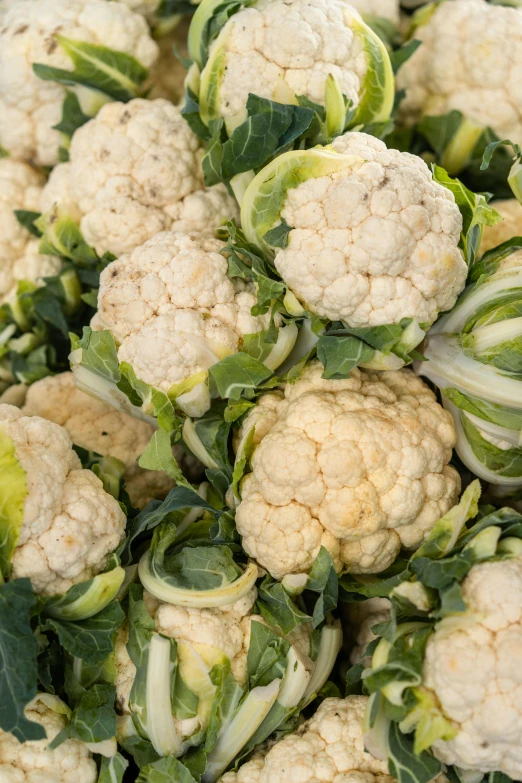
[95,231,271,392]
[423,557,522,778]
[0,0,159,167]
[0,404,126,595]
[235,361,460,580]
[397,0,522,144]
[266,132,467,326]
[221,696,394,783]
[40,99,238,258]
[0,159,61,304]
[479,199,522,255]
[0,695,97,783]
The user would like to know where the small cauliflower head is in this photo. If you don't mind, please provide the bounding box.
[0,404,126,595]
[480,199,522,255]
[0,159,61,304]
[0,0,159,167]
[235,361,460,580]
[220,695,394,783]
[248,132,467,327]
[95,231,271,393]
[397,0,522,144]
[21,372,179,509]
[40,99,238,258]
[349,0,399,25]
[346,597,391,666]
[423,557,522,778]
[0,695,97,783]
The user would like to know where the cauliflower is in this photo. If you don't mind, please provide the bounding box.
[0,695,97,783]
[243,132,467,327]
[0,403,126,595]
[480,199,522,254]
[397,0,522,145]
[40,99,238,258]
[235,361,460,579]
[346,597,391,665]
[220,696,394,783]
[21,372,192,508]
[349,0,399,25]
[147,21,190,103]
[94,231,271,392]
[0,0,159,167]
[423,557,522,778]
[0,159,61,304]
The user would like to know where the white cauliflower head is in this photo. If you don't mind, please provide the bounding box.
[0,159,61,304]
[480,199,522,255]
[0,403,126,595]
[397,0,522,145]
[21,372,182,509]
[95,231,271,392]
[349,0,399,25]
[0,695,97,783]
[346,597,391,665]
[423,557,522,778]
[220,695,394,783]
[40,99,238,258]
[0,0,159,167]
[257,132,467,326]
[235,361,460,580]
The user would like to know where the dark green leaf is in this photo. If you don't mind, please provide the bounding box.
[317,335,374,379]
[387,722,442,783]
[390,40,421,75]
[263,218,293,249]
[53,92,91,139]
[49,684,116,748]
[247,621,289,688]
[305,547,338,628]
[42,601,124,665]
[14,210,42,238]
[257,576,312,635]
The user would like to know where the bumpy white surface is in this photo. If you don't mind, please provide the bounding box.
[349,0,399,24]
[207,0,368,121]
[397,0,522,144]
[424,558,522,778]
[220,696,394,783]
[95,231,270,391]
[480,199,522,254]
[40,99,238,257]
[0,697,97,783]
[0,404,126,595]
[22,372,178,509]
[0,0,159,166]
[235,361,460,579]
[273,132,466,326]
[0,159,61,303]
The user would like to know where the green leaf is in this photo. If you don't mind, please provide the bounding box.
[204,662,243,752]
[257,577,312,635]
[53,92,91,140]
[182,86,212,143]
[0,424,27,578]
[98,753,129,783]
[231,425,255,498]
[418,111,464,158]
[0,580,44,742]
[137,757,198,783]
[443,388,522,431]
[36,208,98,266]
[317,335,374,379]
[263,218,293,249]
[462,413,522,478]
[390,40,421,75]
[71,327,120,383]
[14,210,43,238]
[138,429,191,488]
[306,547,339,628]
[247,621,289,688]
[387,722,442,783]
[160,543,242,591]
[49,683,116,748]
[42,601,124,665]
[208,352,274,400]
[202,119,225,186]
[410,552,473,590]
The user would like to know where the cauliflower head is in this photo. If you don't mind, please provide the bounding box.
[220,695,394,783]
[40,99,238,258]
[480,199,522,254]
[397,0,522,145]
[0,695,97,783]
[423,557,522,778]
[346,597,391,665]
[0,159,61,304]
[261,132,467,326]
[0,403,126,595]
[21,372,182,509]
[235,361,460,580]
[94,231,271,392]
[0,0,159,167]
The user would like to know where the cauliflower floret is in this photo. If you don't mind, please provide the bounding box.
[0,404,126,595]
[270,132,466,326]
[95,231,272,392]
[423,558,522,779]
[235,361,460,579]
[480,199,522,254]
[0,696,97,783]
[346,598,391,665]
[21,372,192,509]
[40,99,238,257]
[397,0,522,145]
[0,0,159,166]
[0,159,61,303]
[349,0,399,24]
[220,696,394,783]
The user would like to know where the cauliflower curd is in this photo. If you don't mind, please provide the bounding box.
[235,361,460,579]
[480,199,522,254]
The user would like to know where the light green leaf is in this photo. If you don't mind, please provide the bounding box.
[138,429,190,488]
[49,683,116,748]
[137,757,198,783]
[317,335,375,378]
[98,753,129,783]
[387,722,443,783]
[443,388,522,430]
[247,621,289,689]
[208,353,274,400]
[0,424,27,578]
[462,414,522,478]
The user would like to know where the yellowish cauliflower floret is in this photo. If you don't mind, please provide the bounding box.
[423,558,522,778]
[235,361,460,580]
[0,696,97,783]
[349,0,399,24]
[95,231,271,392]
[220,696,394,783]
[272,132,467,326]
[346,597,391,665]
[0,404,126,596]
[0,0,159,166]
[397,0,522,144]
[40,99,238,258]
[21,372,183,509]
[480,199,522,254]
[0,159,61,304]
